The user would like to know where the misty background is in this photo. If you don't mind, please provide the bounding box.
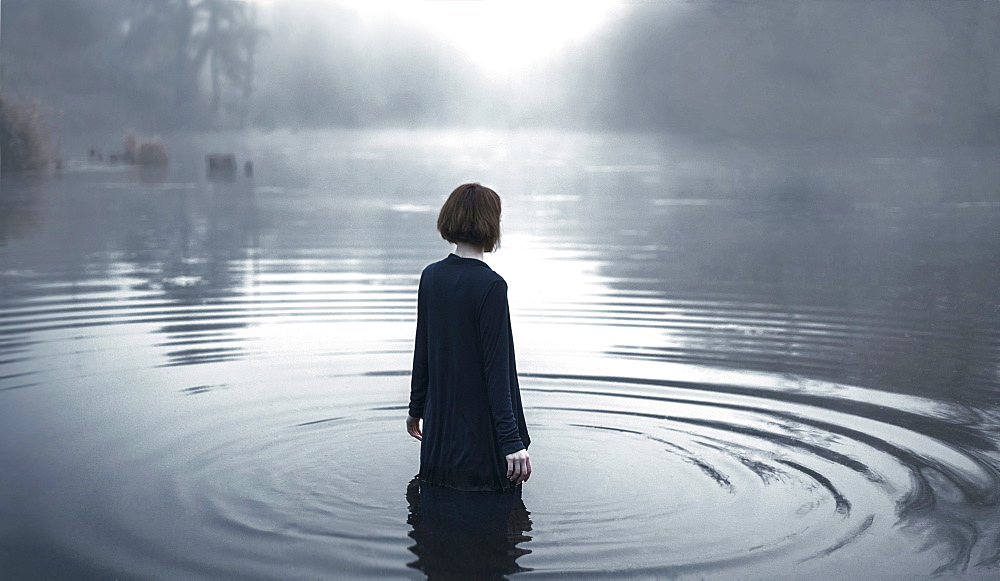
[3,0,1000,144]
[5,2,1000,577]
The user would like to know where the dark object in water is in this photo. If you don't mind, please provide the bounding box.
[110,134,167,166]
[124,134,138,164]
[207,154,236,179]
[244,160,254,177]
[88,148,104,161]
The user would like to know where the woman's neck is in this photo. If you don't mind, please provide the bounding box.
[453,242,485,261]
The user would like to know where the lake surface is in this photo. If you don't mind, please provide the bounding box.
[1,129,999,579]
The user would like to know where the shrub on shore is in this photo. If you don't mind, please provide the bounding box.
[123,132,168,166]
[0,96,52,173]
[136,141,169,166]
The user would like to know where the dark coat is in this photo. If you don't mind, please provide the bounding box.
[408,253,530,491]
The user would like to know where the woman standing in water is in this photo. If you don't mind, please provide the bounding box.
[406,183,532,491]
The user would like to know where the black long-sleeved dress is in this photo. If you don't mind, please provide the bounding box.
[408,253,530,492]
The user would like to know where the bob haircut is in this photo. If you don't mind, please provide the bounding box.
[437,183,502,252]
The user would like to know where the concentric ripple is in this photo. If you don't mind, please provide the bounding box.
[2,131,1000,578]
[2,252,999,578]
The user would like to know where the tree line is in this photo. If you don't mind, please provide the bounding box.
[2,0,999,145]
[1,0,262,132]
[578,0,1000,145]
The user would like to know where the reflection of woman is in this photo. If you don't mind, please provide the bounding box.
[406,183,532,491]
[405,477,533,578]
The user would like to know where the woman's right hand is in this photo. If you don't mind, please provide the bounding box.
[506,449,532,484]
[406,415,422,441]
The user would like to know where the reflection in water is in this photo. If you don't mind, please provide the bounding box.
[583,149,1000,407]
[149,181,260,367]
[1,130,999,578]
[133,165,170,185]
[0,175,45,245]
[406,477,532,579]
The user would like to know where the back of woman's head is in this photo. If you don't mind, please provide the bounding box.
[437,183,502,252]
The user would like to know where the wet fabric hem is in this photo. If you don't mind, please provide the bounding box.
[418,475,521,494]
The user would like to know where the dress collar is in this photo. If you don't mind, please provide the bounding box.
[447,253,488,266]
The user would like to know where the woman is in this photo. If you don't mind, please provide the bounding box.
[406,183,532,491]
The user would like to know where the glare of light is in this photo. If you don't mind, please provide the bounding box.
[345,1,626,77]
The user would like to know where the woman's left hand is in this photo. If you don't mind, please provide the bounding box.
[506,449,532,484]
[406,415,422,441]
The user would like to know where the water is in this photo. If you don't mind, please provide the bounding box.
[1,129,999,579]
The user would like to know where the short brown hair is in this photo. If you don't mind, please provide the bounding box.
[437,183,502,252]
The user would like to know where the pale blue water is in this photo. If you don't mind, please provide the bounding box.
[1,129,999,578]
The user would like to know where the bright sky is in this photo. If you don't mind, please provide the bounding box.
[342,1,628,77]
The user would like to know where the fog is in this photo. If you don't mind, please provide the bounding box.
[3,0,998,144]
[4,3,1000,578]
[587,1,1000,144]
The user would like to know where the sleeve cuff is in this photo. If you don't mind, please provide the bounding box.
[501,440,526,456]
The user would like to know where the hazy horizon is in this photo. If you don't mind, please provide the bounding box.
[2,0,999,144]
